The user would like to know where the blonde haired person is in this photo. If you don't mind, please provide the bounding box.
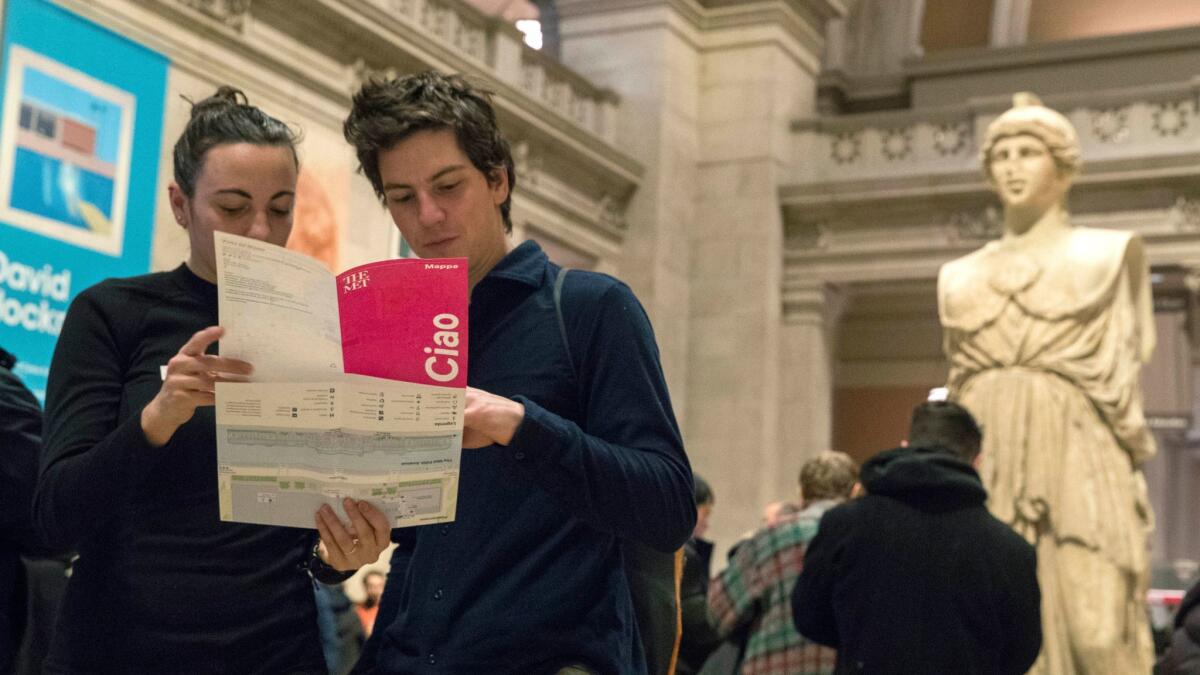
[707,452,857,675]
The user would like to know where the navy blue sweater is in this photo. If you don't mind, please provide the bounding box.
[363,241,695,674]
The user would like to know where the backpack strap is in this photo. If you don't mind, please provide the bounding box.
[553,267,577,382]
[549,265,683,675]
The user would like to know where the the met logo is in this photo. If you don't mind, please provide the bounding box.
[0,248,71,335]
[342,270,369,293]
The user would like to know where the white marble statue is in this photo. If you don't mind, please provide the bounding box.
[938,93,1156,674]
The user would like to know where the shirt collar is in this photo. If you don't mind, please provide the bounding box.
[478,239,549,289]
[171,263,218,301]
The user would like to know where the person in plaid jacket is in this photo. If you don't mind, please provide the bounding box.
[707,452,857,674]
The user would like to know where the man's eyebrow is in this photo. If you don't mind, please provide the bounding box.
[430,165,466,181]
[383,165,467,191]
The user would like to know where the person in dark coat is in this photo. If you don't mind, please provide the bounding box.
[0,346,43,672]
[1157,579,1200,675]
[677,475,720,675]
[791,400,1042,675]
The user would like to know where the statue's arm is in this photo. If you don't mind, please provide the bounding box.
[1125,235,1155,363]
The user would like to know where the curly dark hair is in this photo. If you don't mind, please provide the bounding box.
[173,86,299,196]
[343,71,516,232]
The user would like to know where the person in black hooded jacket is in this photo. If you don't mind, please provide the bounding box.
[0,346,42,673]
[1157,579,1200,675]
[791,400,1042,675]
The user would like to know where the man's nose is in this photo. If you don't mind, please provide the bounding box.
[417,193,445,226]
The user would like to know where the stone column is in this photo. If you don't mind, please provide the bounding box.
[836,0,926,73]
[989,0,1031,47]
[1142,270,1199,563]
[559,0,842,551]
[778,282,843,499]
[556,0,702,417]
[818,0,922,113]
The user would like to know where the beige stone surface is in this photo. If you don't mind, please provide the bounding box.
[559,0,840,558]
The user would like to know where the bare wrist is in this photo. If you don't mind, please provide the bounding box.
[140,401,176,447]
[496,400,525,445]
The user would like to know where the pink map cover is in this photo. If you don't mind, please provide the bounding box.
[336,257,467,388]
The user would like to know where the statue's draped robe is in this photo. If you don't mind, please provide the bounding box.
[939,226,1155,674]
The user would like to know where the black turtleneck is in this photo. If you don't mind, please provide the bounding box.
[37,265,326,673]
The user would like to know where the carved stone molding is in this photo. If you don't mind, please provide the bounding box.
[932,121,971,157]
[1147,418,1190,445]
[597,194,627,230]
[364,0,417,17]
[880,127,913,162]
[1168,196,1200,233]
[788,221,831,250]
[69,0,641,253]
[782,281,845,325]
[512,140,542,187]
[830,132,860,164]
[511,139,628,237]
[1152,100,1190,137]
[348,58,399,96]
[947,206,1002,242]
[177,0,251,30]
[1091,106,1130,144]
[793,79,1200,190]
[1185,271,1200,296]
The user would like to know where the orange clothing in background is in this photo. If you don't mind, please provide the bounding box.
[355,605,378,636]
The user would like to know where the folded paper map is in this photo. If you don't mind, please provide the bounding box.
[213,231,466,529]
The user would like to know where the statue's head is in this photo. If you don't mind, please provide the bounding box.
[982,93,1080,177]
[982,93,1079,215]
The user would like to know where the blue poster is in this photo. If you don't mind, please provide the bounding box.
[0,0,166,399]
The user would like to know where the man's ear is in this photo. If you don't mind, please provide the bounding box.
[487,167,509,206]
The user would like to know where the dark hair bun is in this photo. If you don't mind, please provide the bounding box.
[189,86,250,120]
[172,84,299,196]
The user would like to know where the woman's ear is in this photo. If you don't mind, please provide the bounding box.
[168,183,188,229]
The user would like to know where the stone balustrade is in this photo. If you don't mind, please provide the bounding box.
[358,0,619,144]
[781,76,1200,293]
[790,78,1200,191]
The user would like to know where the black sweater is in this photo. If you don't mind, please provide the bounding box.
[1157,581,1200,674]
[792,447,1042,675]
[1,347,43,672]
[37,265,326,674]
